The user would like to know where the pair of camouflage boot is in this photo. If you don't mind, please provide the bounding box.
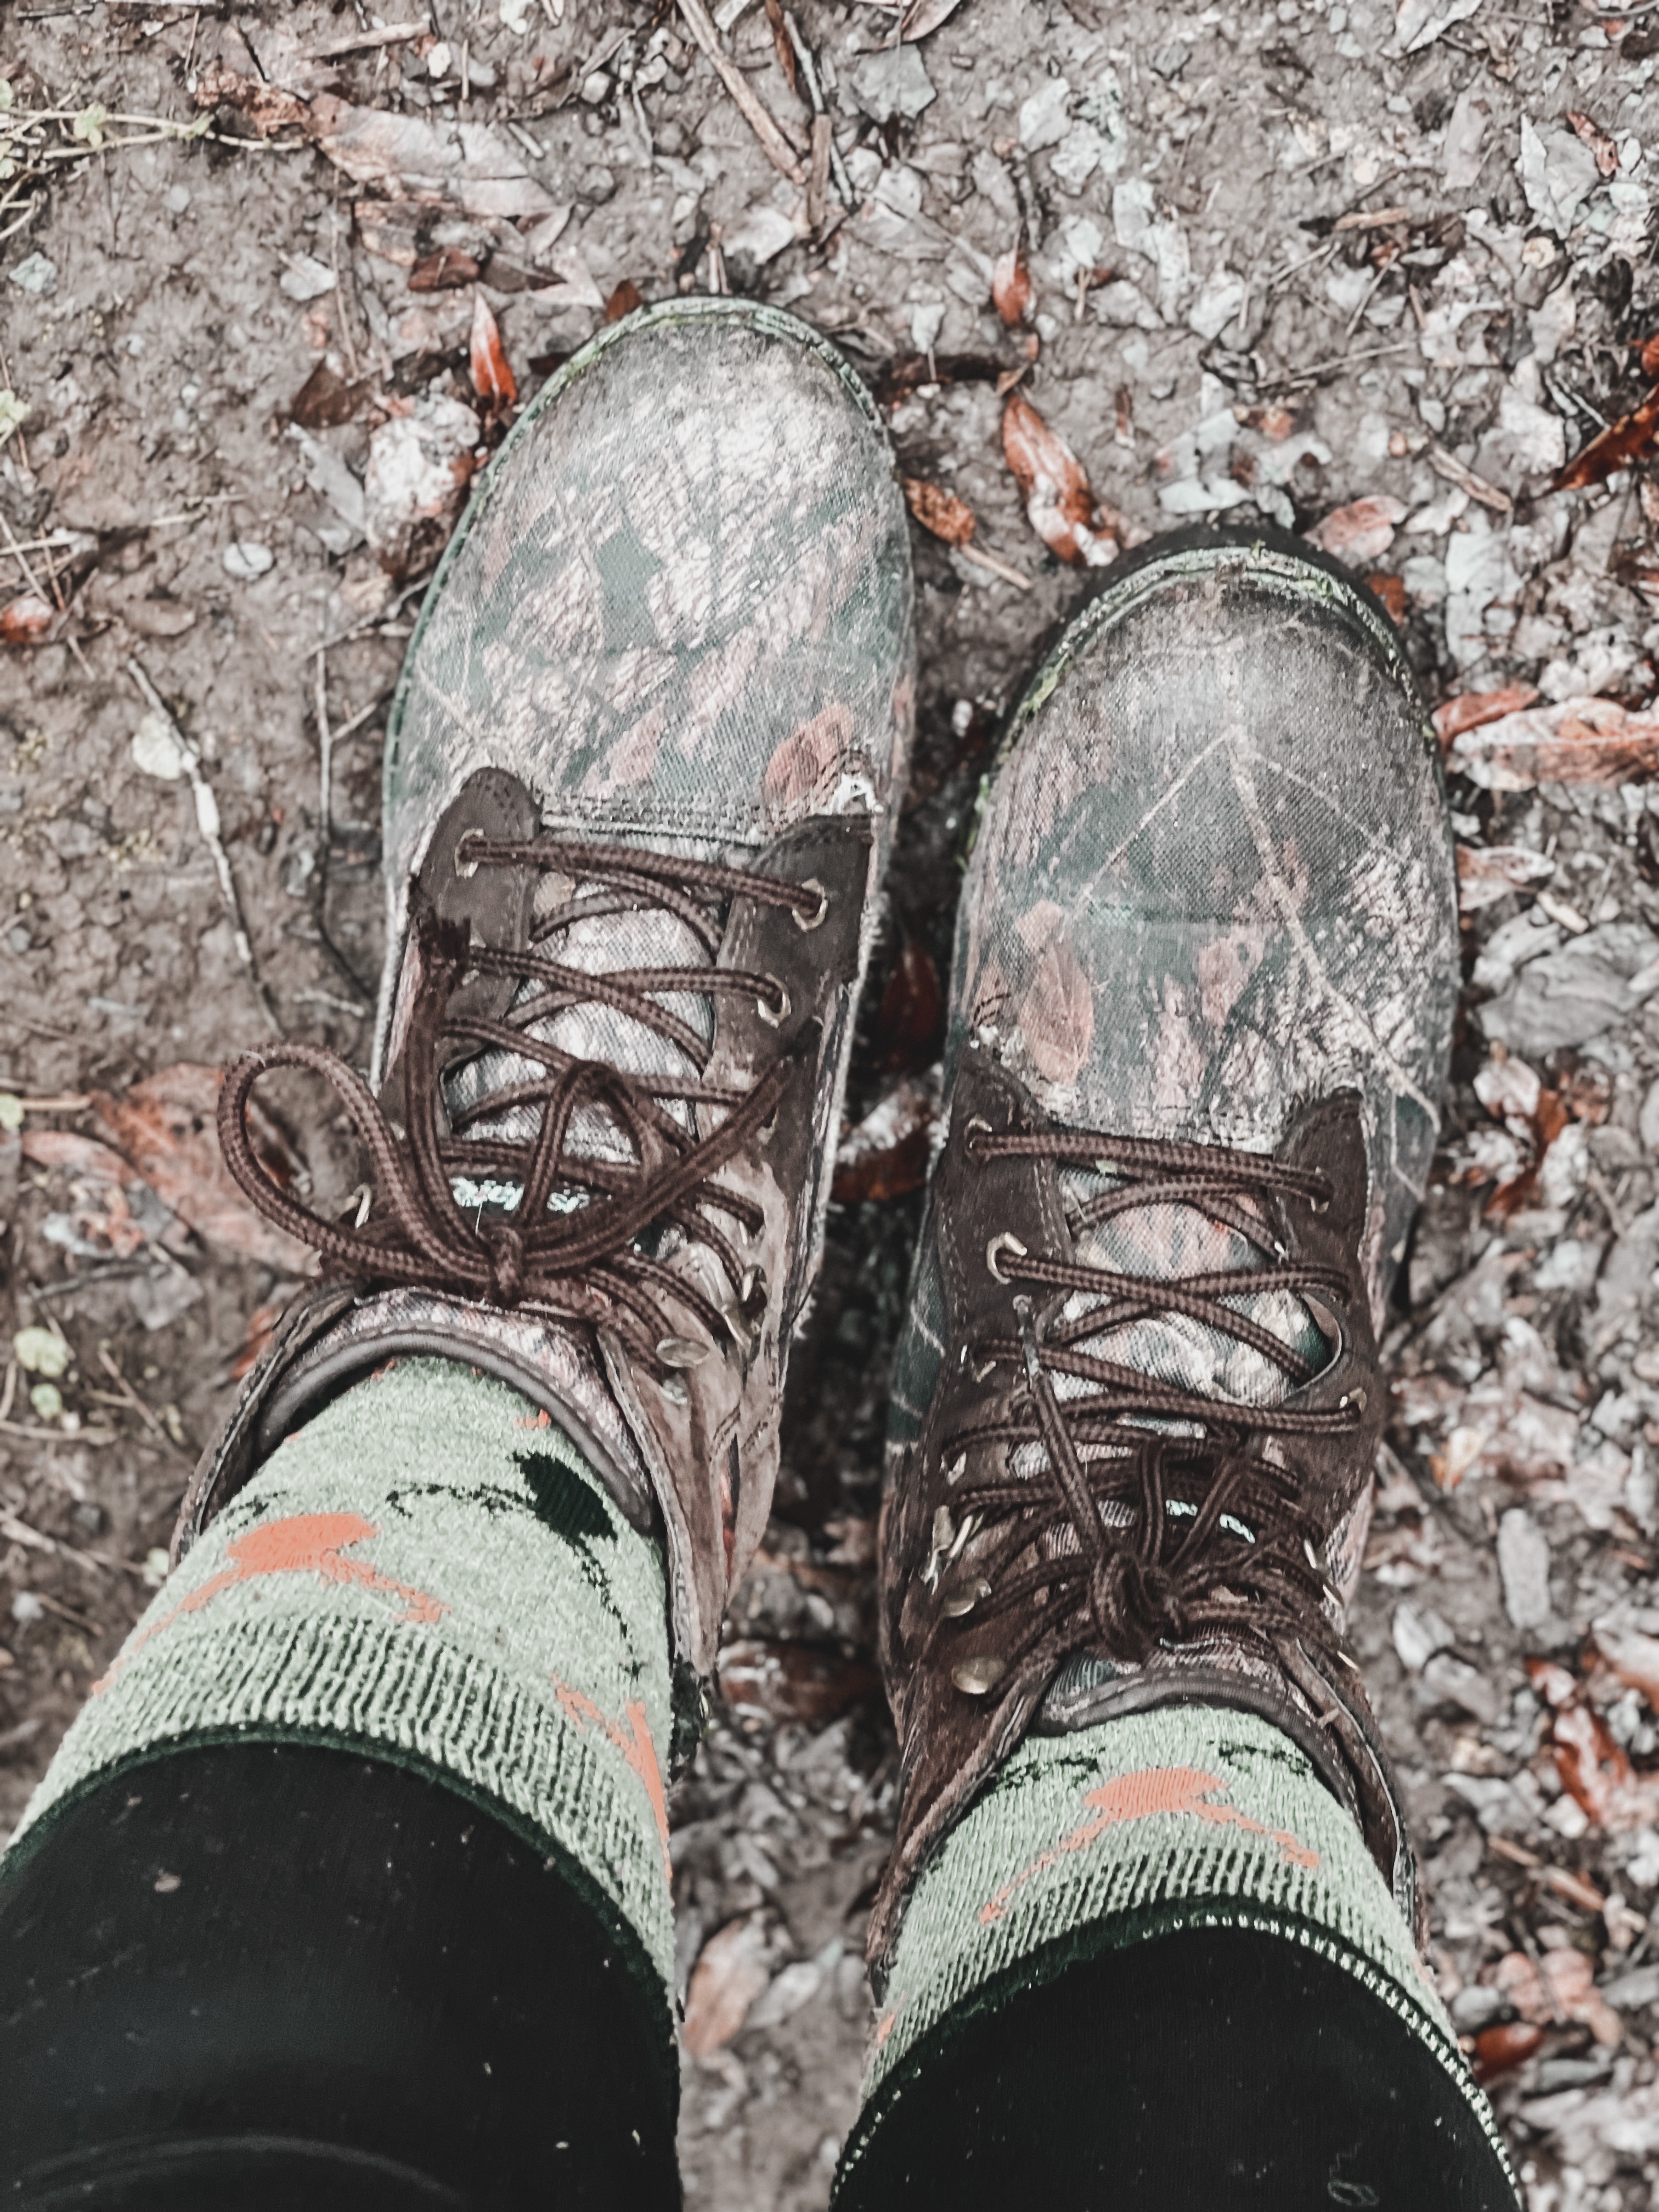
[199,299,1456,1996]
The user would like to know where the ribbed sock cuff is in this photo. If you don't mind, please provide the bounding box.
[852,1708,1508,2180]
[5,1358,676,2001]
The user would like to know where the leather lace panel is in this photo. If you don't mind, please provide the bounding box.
[218,836,820,1382]
[930,1125,1365,1681]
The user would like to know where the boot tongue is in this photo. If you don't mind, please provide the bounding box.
[1052,1166,1326,1412]
[445,866,717,1214]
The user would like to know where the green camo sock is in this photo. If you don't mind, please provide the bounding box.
[842,1707,1511,2187]
[3,1357,676,2050]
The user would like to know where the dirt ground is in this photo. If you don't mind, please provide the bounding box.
[3,0,1659,2203]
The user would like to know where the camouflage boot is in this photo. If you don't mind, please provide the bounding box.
[872,523,1459,1970]
[189,298,914,1699]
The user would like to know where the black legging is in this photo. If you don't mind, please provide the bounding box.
[0,1743,1516,2209]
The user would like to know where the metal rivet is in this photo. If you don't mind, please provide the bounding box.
[940,1576,991,1620]
[657,1336,709,1369]
[944,1451,967,1485]
[951,1654,1007,1696]
[757,977,791,1026]
[985,1231,1028,1283]
[792,878,829,931]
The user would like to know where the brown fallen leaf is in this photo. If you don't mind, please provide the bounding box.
[90,1064,311,1273]
[761,0,798,93]
[1567,107,1620,179]
[1491,1946,1621,2049]
[287,361,373,431]
[870,352,1005,408]
[682,1917,771,2058]
[1432,681,1541,749]
[873,938,945,1072]
[900,0,971,33]
[1447,695,1659,790]
[1555,382,1659,492]
[991,238,1034,332]
[1472,2021,1543,2084]
[1001,391,1118,568]
[1593,1624,1659,1709]
[603,278,644,324]
[901,478,977,549]
[1365,572,1407,626]
[409,246,481,292]
[1306,494,1406,564]
[832,1074,938,1204]
[0,593,54,646]
[1529,1657,1659,1832]
[1455,843,1555,913]
[194,62,309,137]
[716,1637,881,1726]
[468,293,516,411]
[19,1128,173,1260]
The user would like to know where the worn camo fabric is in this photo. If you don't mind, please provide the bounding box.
[373,297,915,1084]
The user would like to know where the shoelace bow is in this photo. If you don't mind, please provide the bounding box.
[930,1125,1365,1681]
[219,834,822,1381]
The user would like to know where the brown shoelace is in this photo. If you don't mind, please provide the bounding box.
[930,1125,1364,1683]
[219,835,823,1381]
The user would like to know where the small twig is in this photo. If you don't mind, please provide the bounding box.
[676,0,806,184]
[0,1364,15,1427]
[309,18,426,56]
[1427,443,1513,516]
[956,541,1034,591]
[315,647,334,850]
[127,657,282,1033]
[0,510,52,605]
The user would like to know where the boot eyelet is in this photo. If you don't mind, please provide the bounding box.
[657,1336,709,1369]
[985,1232,1028,1283]
[454,833,482,880]
[757,978,791,1026]
[963,1115,993,1157]
[951,1654,1006,1696]
[792,878,828,931]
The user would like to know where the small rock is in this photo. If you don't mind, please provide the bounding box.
[1392,1600,1455,1672]
[222,541,275,582]
[8,252,58,297]
[278,253,336,303]
[131,710,186,782]
[1497,1508,1552,1629]
[1423,1651,1504,1726]
[10,1593,43,1625]
[1018,77,1071,152]
[850,46,936,126]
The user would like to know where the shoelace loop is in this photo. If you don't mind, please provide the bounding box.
[935,1125,1363,1685]
[218,836,820,1380]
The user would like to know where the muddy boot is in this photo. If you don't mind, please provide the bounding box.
[1,301,912,2206]
[838,527,1517,2210]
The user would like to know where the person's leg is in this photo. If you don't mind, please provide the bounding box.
[0,299,914,2205]
[842,527,1517,2208]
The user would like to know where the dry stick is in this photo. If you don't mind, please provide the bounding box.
[315,646,334,849]
[676,0,806,184]
[957,541,1034,591]
[309,18,426,56]
[95,1345,180,1454]
[127,657,282,1034]
[0,509,52,606]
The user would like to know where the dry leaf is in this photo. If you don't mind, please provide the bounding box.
[1365,571,1407,626]
[287,361,372,430]
[1456,843,1555,912]
[409,246,481,292]
[0,593,54,645]
[873,938,946,1071]
[991,240,1034,331]
[1306,494,1407,563]
[1001,392,1118,568]
[1555,382,1659,492]
[90,1064,311,1273]
[1567,107,1620,179]
[682,1918,771,2057]
[1447,695,1659,790]
[871,353,1004,408]
[1433,682,1541,749]
[1529,1657,1659,1832]
[19,1128,174,1260]
[831,1075,938,1205]
[194,63,309,137]
[469,293,517,409]
[603,279,644,324]
[716,1638,881,1725]
[900,0,970,33]
[1472,2021,1543,2084]
[901,477,977,549]
[761,0,798,93]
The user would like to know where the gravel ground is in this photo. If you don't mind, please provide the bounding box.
[3,1,1659,2204]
